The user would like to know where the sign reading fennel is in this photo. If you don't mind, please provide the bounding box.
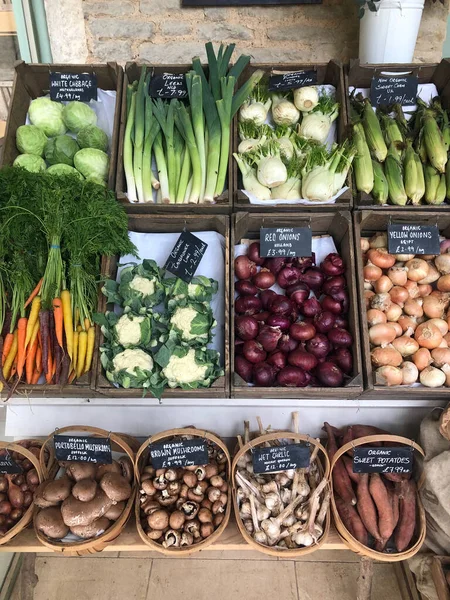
[269,70,318,92]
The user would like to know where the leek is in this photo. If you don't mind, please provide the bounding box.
[175,102,202,204]
[153,131,170,203]
[133,66,146,203]
[186,72,206,200]
[142,74,160,203]
[124,89,137,202]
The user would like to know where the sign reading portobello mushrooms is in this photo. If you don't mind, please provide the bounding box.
[149,73,188,99]
[370,75,418,107]
[353,447,413,474]
[54,435,113,464]
[49,72,98,102]
[252,444,310,474]
[259,227,312,258]
[164,231,208,283]
[268,70,317,92]
[0,453,22,474]
[149,439,209,469]
[387,224,440,255]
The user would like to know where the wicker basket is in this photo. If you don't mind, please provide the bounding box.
[35,425,136,556]
[330,434,426,562]
[134,427,232,555]
[232,431,331,558]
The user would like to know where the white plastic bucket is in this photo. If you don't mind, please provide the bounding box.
[359,0,425,64]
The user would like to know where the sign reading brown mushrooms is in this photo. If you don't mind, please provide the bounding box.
[149,440,209,469]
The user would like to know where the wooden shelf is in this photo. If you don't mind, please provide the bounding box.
[0,520,345,553]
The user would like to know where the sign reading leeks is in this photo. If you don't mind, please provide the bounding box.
[149,73,188,99]
[387,224,440,255]
[370,75,418,107]
[252,444,310,474]
[259,227,312,258]
[50,72,97,102]
[54,435,112,464]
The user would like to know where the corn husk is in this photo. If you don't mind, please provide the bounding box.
[423,112,447,174]
[362,99,387,162]
[371,160,388,205]
[353,122,373,194]
[385,143,407,206]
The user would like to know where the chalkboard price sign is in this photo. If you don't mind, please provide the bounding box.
[353,446,413,474]
[259,227,312,258]
[252,444,310,474]
[54,435,113,464]
[50,72,97,102]
[370,75,418,107]
[149,440,209,469]
[268,70,317,92]
[149,74,188,99]
[0,453,22,474]
[164,231,207,283]
[387,224,440,255]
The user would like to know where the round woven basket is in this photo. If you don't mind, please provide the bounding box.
[330,434,426,562]
[34,425,136,556]
[135,427,232,556]
[232,431,331,558]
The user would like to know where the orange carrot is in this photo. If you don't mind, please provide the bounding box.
[68,370,77,384]
[26,335,39,385]
[24,278,43,309]
[45,346,53,384]
[31,345,42,385]
[1,333,13,367]
[52,298,63,348]
[16,317,28,379]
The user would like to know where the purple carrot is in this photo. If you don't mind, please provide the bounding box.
[39,310,50,375]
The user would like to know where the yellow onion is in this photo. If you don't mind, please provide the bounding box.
[418,262,440,285]
[368,248,396,269]
[423,294,449,319]
[406,258,429,282]
[371,346,403,367]
[431,347,450,368]
[390,286,409,307]
[391,322,403,337]
[401,362,419,385]
[437,274,450,292]
[420,366,446,388]
[369,233,387,249]
[388,265,408,287]
[375,365,403,386]
[415,322,443,349]
[427,318,448,336]
[405,280,420,299]
[395,254,415,262]
[418,284,433,297]
[385,303,403,322]
[361,238,370,252]
[444,332,450,345]
[370,293,391,312]
[404,298,423,318]
[363,261,382,282]
[438,339,449,348]
[398,315,418,333]
[442,364,450,386]
[366,309,387,327]
[412,348,433,371]
[369,323,398,346]
[374,275,393,294]
[435,253,450,275]
[392,336,419,357]
[364,290,375,308]
[364,281,374,291]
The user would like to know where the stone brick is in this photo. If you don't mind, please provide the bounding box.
[89,18,154,39]
[238,6,298,19]
[267,24,348,42]
[83,1,135,16]
[91,39,133,62]
[139,41,206,64]
[161,22,192,37]
[197,23,253,41]
[204,8,229,22]
[140,0,180,14]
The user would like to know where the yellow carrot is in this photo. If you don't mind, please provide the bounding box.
[77,325,82,333]
[84,318,90,331]
[84,327,96,374]
[25,296,41,349]
[28,320,40,354]
[61,290,73,361]
[3,331,18,381]
[77,331,87,378]
[72,331,79,378]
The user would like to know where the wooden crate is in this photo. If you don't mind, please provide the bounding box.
[94,213,230,399]
[432,556,450,600]
[231,211,363,399]
[354,209,450,398]
[1,61,123,190]
[346,59,450,211]
[116,63,232,214]
[233,61,352,213]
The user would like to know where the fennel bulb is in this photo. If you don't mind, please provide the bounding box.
[239,98,272,126]
[271,176,302,200]
[233,153,271,200]
[302,165,336,202]
[238,136,267,153]
[293,86,319,112]
[257,155,287,188]
[299,112,335,144]
[277,136,294,161]
[272,95,300,127]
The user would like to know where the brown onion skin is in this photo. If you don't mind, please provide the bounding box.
[248,242,265,266]
[243,340,267,364]
[235,355,253,382]
[235,280,258,296]
[235,295,262,316]
[253,362,276,386]
[253,269,276,290]
[267,350,287,371]
[288,349,318,371]
[328,328,353,348]
[316,362,344,387]
[235,255,257,280]
[235,316,259,341]
[290,321,316,342]
[277,366,310,387]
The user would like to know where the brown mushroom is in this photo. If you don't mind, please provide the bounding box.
[155,469,166,477]
[35,507,69,539]
[210,475,224,488]
[143,466,156,477]
[70,517,110,539]
[198,508,213,524]
[163,529,180,548]
[180,532,194,547]
[182,472,197,488]
[207,487,221,503]
[212,500,225,515]
[141,499,160,516]
[165,468,178,482]
[157,491,178,507]
[179,484,189,499]
[72,479,97,502]
[204,463,219,479]
[167,481,181,497]
[141,480,156,496]
[194,467,206,481]
[214,513,224,528]
[184,519,201,539]
[61,490,112,527]
[34,481,59,508]
[146,528,163,541]
[180,501,199,520]
[187,489,204,503]
[95,461,121,482]
[200,522,214,539]
[118,456,134,483]
[169,510,186,530]
[103,502,125,521]
[99,472,131,503]
[147,509,169,530]
[66,462,97,482]
[201,499,213,511]
[153,474,168,491]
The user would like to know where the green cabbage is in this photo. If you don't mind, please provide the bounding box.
[77,125,108,152]
[13,154,46,173]
[44,135,80,166]
[16,125,47,156]
[74,148,109,181]
[47,164,83,179]
[62,101,97,133]
[28,97,66,137]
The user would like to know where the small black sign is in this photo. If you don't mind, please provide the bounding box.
[252,443,310,474]
[164,231,207,283]
[49,72,97,102]
[370,75,418,107]
[149,73,188,99]
[268,70,317,92]
[149,440,209,469]
[0,453,22,474]
[353,446,413,474]
[387,224,440,255]
[259,227,312,258]
[54,435,112,464]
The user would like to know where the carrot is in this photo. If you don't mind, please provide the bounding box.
[84,318,90,331]
[77,331,87,378]
[84,327,95,374]
[45,350,54,384]
[72,331,79,377]
[24,278,43,309]
[61,290,73,361]
[3,331,18,381]
[2,333,13,367]
[9,354,17,381]
[68,370,77,384]
[52,298,63,348]
[54,343,62,384]
[25,334,39,384]
[25,296,41,349]
[16,317,28,380]
[31,344,43,385]
[60,353,70,387]
[39,310,50,375]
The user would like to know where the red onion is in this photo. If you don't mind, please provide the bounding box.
[300,267,324,293]
[235,355,253,382]
[235,255,257,280]
[328,328,353,348]
[235,280,258,296]
[323,276,346,295]
[290,321,316,342]
[286,282,310,306]
[235,295,262,315]
[248,242,265,266]
[329,348,352,374]
[267,315,291,331]
[235,338,244,355]
[270,295,295,317]
[321,295,343,315]
[288,348,318,371]
[260,289,277,310]
[293,254,315,272]
[314,311,336,333]
[257,325,282,352]
[243,340,267,364]
[235,316,259,340]
[278,334,299,354]
[334,315,349,329]
[440,239,450,254]
[264,257,286,275]
[301,297,321,317]
[321,253,345,276]
[253,269,276,290]
[253,311,270,323]
[277,366,309,387]
[253,362,275,386]
[277,266,302,289]
[330,288,349,312]
[316,361,344,387]
[267,350,287,371]
[306,334,331,358]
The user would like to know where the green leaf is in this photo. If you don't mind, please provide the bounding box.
[154,343,172,368]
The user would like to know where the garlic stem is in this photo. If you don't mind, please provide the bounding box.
[316,487,331,528]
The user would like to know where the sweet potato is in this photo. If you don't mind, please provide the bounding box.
[342,456,359,484]
[335,497,368,546]
[395,480,417,552]
[356,473,381,542]
[369,474,395,546]
[382,472,411,483]
[324,422,356,506]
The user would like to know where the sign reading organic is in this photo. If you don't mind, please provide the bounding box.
[149,440,209,469]
[268,70,317,92]
[149,73,188,99]
[387,224,440,255]
[353,447,413,474]
[259,227,312,258]
[50,72,97,102]
[54,435,112,464]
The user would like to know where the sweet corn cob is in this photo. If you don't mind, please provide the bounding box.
[423,112,447,173]
[424,164,441,204]
[413,154,425,205]
[415,133,428,164]
[381,114,403,148]
[385,143,407,206]
[371,160,388,204]
[353,122,374,194]
[362,99,387,162]
[404,141,423,205]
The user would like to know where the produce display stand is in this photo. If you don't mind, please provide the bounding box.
[431,556,450,600]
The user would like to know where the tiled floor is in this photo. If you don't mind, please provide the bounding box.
[10,551,405,600]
